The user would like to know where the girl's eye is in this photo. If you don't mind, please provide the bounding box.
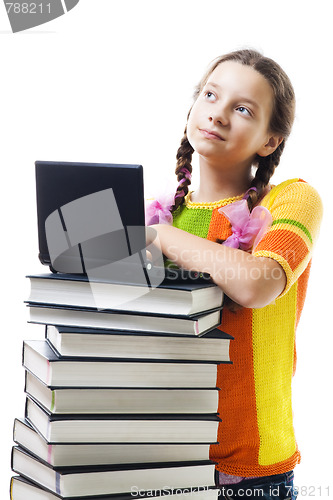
[204,91,217,102]
[236,106,251,116]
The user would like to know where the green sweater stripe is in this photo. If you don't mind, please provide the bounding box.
[271,218,312,243]
[173,206,214,239]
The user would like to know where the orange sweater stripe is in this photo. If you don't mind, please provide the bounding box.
[209,307,260,468]
[255,229,309,272]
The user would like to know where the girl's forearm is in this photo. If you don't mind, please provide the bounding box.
[149,224,286,309]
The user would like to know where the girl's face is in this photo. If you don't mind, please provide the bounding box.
[187,61,280,172]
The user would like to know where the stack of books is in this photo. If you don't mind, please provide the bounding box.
[10,273,231,500]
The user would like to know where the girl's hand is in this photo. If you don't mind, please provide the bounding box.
[145,226,161,250]
[145,225,163,266]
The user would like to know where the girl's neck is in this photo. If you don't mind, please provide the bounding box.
[191,161,253,203]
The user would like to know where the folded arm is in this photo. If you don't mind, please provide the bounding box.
[147,224,286,309]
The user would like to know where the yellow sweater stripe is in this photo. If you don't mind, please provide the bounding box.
[252,282,298,465]
[260,178,301,209]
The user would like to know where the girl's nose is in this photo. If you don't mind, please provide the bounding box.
[208,108,229,127]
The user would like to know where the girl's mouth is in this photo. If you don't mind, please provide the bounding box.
[199,129,225,141]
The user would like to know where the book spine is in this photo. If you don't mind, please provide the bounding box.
[50,390,55,413]
[12,419,17,443]
[55,471,61,495]
[9,477,13,500]
[21,342,25,368]
[46,360,51,386]
[24,371,27,392]
[48,444,53,464]
[10,447,14,474]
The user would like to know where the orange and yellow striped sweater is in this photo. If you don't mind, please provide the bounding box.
[172,178,323,477]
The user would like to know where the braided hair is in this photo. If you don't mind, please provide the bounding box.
[247,141,286,209]
[171,49,295,213]
[171,127,194,212]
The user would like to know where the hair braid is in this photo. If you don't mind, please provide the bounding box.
[171,127,194,212]
[247,141,286,211]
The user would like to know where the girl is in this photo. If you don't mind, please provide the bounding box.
[146,49,322,499]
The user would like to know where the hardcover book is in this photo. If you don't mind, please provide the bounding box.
[45,324,232,362]
[23,340,220,388]
[10,475,220,500]
[27,273,224,316]
[13,418,213,467]
[27,303,222,336]
[12,447,217,498]
[25,397,221,444]
[24,370,219,414]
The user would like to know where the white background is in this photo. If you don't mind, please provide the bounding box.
[0,1,332,498]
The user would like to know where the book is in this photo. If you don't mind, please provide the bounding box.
[25,397,221,444]
[10,475,220,500]
[27,273,224,316]
[25,370,219,414]
[13,418,213,467]
[27,303,222,336]
[45,325,232,362]
[11,447,217,498]
[23,340,219,388]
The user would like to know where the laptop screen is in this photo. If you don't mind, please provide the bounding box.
[35,161,145,274]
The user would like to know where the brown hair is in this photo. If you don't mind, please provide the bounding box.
[171,49,296,212]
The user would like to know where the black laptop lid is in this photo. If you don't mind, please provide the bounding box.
[35,161,145,274]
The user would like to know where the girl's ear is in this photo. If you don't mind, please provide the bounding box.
[257,135,284,158]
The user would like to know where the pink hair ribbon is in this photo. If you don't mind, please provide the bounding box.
[218,199,272,251]
[145,191,175,226]
[145,168,192,226]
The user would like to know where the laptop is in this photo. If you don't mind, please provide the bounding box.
[35,160,210,285]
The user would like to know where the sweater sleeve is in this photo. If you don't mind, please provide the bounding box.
[252,179,323,296]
